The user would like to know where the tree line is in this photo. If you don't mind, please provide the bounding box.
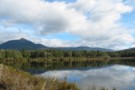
[0,49,135,60]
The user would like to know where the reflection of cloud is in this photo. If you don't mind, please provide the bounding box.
[40,65,135,90]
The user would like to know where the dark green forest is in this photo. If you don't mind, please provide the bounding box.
[0,49,135,60]
[0,49,135,70]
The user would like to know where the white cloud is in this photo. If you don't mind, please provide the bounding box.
[0,0,135,50]
[35,38,73,47]
[70,0,134,49]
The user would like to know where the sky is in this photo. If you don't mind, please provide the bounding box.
[0,0,135,50]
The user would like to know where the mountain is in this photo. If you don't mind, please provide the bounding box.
[48,46,113,52]
[0,38,46,50]
[0,38,113,51]
[119,47,135,52]
[127,48,135,51]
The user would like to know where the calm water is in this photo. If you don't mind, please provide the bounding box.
[2,59,135,90]
[39,64,135,90]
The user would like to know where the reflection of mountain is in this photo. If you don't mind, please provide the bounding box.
[40,65,135,90]
[0,38,113,51]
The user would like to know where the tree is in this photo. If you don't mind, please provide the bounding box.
[5,50,23,59]
[0,50,5,59]
[21,49,31,58]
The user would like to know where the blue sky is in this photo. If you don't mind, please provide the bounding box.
[122,10,135,29]
[0,0,135,50]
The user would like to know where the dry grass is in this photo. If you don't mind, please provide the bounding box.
[0,64,79,90]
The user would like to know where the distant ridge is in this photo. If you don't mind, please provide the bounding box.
[48,46,113,52]
[0,38,46,50]
[119,47,135,52]
[0,38,113,51]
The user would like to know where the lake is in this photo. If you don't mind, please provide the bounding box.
[2,59,135,90]
[39,64,135,90]
[22,60,135,90]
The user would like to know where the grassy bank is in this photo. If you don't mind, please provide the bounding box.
[0,64,79,90]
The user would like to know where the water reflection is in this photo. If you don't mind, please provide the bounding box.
[40,65,135,90]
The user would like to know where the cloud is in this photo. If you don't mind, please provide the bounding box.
[0,0,135,49]
[35,38,74,47]
[0,0,86,34]
[71,0,134,49]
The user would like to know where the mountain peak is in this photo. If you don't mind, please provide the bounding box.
[19,38,27,41]
[0,38,46,50]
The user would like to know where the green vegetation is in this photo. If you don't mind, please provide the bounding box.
[0,49,134,60]
[0,64,79,90]
[0,49,111,59]
[0,49,135,70]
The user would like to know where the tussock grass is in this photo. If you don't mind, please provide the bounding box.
[0,64,79,90]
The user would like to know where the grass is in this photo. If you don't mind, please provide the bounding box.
[0,64,79,90]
